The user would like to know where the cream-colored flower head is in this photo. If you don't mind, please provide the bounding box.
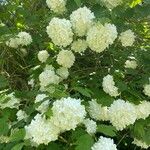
[46,18,73,47]
[56,50,75,68]
[70,6,95,37]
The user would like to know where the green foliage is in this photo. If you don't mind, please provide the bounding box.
[0,0,150,149]
[75,134,94,150]
[10,128,25,142]
[97,124,117,137]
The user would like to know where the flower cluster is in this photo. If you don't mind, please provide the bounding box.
[135,101,150,120]
[51,97,86,132]
[108,99,137,131]
[102,74,120,97]
[91,136,117,150]
[71,39,87,53]
[70,7,95,36]
[88,100,109,121]
[38,50,49,63]
[39,66,60,88]
[25,114,60,145]
[46,18,73,47]
[125,60,137,69]
[56,50,75,68]
[87,23,118,53]
[16,110,28,121]
[119,30,136,47]
[83,119,97,135]
[46,0,66,14]
[6,32,32,48]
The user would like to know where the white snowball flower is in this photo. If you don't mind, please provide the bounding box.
[108,99,137,131]
[39,69,60,87]
[56,50,75,68]
[56,67,69,80]
[46,18,73,47]
[6,37,19,48]
[91,136,117,150]
[38,50,49,63]
[51,97,86,132]
[102,74,120,97]
[35,94,48,103]
[25,114,60,145]
[87,23,117,53]
[102,0,122,9]
[133,138,150,149]
[70,6,95,36]
[71,39,87,53]
[0,93,20,109]
[143,84,150,97]
[125,60,137,69]
[17,32,32,46]
[136,101,150,120]
[16,110,28,121]
[83,119,97,135]
[46,0,66,14]
[88,100,109,121]
[119,30,135,47]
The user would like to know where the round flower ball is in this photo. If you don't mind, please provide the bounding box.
[38,50,49,63]
[56,50,75,68]
[125,60,137,69]
[119,29,135,47]
[46,0,66,14]
[91,136,117,150]
[87,23,117,53]
[46,17,73,47]
[71,39,87,53]
[17,32,32,46]
[108,99,137,131]
[70,6,95,37]
[51,97,86,132]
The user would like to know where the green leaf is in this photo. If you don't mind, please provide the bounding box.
[73,87,92,97]
[0,118,9,135]
[10,128,25,142]
[94,90,115,106]
[74,0,81,7]
[97,124,117,137]
[11,143,24,150]
[133,120,145,139]
[75,134,94,150]
[46,142,61,150]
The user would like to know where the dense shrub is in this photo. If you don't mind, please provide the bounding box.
[0,0,150,149]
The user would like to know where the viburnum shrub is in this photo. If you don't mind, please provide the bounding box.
[0,0,150,149]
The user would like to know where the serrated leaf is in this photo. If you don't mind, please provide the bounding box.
[97,124,117,137]
[10,128,25,142]
[74,87,92,97]
[75,134,94,150]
